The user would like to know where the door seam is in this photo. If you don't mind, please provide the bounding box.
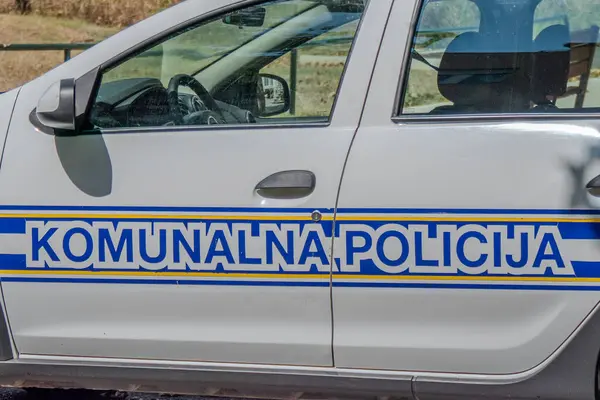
[0,86,23,360]
[329,0,397,368]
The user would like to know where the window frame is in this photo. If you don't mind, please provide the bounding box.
[80,0,370,134]
[392,0,600,123]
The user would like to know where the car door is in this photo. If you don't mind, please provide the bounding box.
[0,0,390,366]
[334,0,600,375]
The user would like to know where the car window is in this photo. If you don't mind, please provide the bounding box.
[260,20,358,118]
[87,0,366,130]
[399,0,600,116]
[401,0,480,114]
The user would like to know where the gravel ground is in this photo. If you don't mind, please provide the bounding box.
[0,390,26,400]
[0,389,231,400]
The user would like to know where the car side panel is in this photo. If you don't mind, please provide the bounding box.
[0,89,18,162]
[0,0,392,365]
[332,0,600,375]
[0,89,21,361]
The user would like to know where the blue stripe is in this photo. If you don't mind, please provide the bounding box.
[339,220,560,226]
[333,282,600,291]
[336,208,600,215]
[2,277,600,291]
[9,217,600,240]
[0,219,25,234]
[0,277,330,287]
[0,255,26,269]
[0,263,330,275]
[0,205,334,214]
[0,259,597,277]
[22,218,329,227]
[559,222,600,239]
[570,261,600,277]
[0,254,597,277]
[0,205,598,215]
[342,208,599,215]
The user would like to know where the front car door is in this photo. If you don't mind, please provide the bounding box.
[0,0,390,366]
[335,0,600,377]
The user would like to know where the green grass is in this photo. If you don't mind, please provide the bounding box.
[261,51,346,117]
[402,68,446,110]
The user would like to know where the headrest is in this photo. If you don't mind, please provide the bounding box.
[531,24,571,101]
[437,32,481,106]
[437,32,531,111]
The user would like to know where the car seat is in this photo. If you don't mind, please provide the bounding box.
[431,31,532,114]
[530,24,571,110]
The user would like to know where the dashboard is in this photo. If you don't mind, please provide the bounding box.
[89,77,255,129]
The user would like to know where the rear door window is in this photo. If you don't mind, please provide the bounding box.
[534,0,600,109]
[402,0,481,114]
[398,0,600,116]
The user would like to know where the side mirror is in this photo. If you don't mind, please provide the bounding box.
[36,79,76,131]
[222,7,266,28]
[256,73,291,118]
[34,68,99,135]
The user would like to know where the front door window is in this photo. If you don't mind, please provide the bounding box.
[87,0,366,130]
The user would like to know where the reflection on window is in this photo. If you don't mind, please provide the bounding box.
[89,0,365,130]
[400,0,600,115]
[103,2,315,85]
[260,20,357,118]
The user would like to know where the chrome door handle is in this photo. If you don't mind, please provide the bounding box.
[256,170,316,199]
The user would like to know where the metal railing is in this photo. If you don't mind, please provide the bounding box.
[0,14,588,104]
[0,38,352,114]
[0,13,575,62]
[0,42,95,62]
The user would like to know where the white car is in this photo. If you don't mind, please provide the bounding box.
[0,0,600,399]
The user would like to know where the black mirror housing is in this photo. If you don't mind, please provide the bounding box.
[36,79,76,132]
[222,7,266,27]
[35,67,99,135]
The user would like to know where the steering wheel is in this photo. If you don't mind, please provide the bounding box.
[167,74,225,125]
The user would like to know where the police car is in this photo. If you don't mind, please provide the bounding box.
[0,0,599,399]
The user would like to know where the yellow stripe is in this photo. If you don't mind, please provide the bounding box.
[0,270,595,283]
[334,274,599,283]
[337,215,600,223]
[0,270,327,279]
[0,213,319,221]
[0,213,595,223]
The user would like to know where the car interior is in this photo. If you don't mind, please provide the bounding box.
[409,0,600,115]
[87,1,365,130]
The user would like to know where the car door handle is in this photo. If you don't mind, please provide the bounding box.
[256,170,316,199]
[586,174,600,197]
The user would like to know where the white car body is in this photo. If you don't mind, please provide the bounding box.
[0,0,599,398]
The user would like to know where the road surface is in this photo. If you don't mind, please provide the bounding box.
[0,389,241,400]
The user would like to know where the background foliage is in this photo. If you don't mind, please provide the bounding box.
[0,0,179,27]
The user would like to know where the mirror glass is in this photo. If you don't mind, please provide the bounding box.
[257,74,289,117]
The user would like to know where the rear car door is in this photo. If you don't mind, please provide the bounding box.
[0,0,390,366]
[334,0,600,375]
